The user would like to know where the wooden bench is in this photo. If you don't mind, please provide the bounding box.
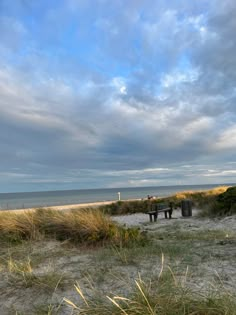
[147,203,173,222]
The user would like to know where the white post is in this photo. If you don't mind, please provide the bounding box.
[117,192,121,201]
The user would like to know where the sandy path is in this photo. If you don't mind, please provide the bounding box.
[112,208,236,232]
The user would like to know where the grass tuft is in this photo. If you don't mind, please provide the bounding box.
[4,255,64,290]
[0,208,145,246]
[64,268,236,315]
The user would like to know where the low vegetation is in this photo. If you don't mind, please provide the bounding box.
[165,185,229,208]
[201,186,236,217]
[0,186,236,314]
[0,208,145,246]
[1,222,235,314]
[65,267,236,315]
[5,255,63,290]
[102,199,150,215]
[102,186,232,216]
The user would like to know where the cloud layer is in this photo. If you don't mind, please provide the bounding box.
[0,0,235,192]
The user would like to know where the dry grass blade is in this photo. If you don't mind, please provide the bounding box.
[75,282,89,306]
[135,280,155,315]
[106,296,129,315]
[63,298,79,309]
[158,252,164,279]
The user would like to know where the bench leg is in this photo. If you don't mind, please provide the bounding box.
[149,213,158,222]
[164,211,168,219]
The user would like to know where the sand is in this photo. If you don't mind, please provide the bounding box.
[1,200,117,213]
[1,206,236,314]
[112,207,236,231]
[2,199,144,213]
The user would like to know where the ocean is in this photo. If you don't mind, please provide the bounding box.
[0,183,231,210]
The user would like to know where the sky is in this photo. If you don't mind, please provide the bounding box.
[0,0,236,193]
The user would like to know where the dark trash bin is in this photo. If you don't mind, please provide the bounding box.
[181,199,192,217]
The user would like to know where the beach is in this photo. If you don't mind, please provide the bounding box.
[1,200,117,213]
[1,185,236,314]
[1,206,236,314]
[0,184,225,210]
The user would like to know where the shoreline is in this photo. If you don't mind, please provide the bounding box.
[1,199,142,213]
[0,185,231,213]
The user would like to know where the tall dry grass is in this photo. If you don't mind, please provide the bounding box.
[0,210,40,242]
[172,186,229,203]
[0,208,144,246]
[101,186,230,215]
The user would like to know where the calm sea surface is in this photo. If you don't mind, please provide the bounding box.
[0,184,232,210]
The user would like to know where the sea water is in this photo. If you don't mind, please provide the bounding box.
[0,184,231,210]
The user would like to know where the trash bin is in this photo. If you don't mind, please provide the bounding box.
[181,199,192,217]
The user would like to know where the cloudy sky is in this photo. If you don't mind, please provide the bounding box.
[0,0,236,192]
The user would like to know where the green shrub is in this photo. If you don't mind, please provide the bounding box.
[102,200,151,215]
[202,186,236,216]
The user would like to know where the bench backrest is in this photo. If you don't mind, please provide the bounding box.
[151,203,169,211]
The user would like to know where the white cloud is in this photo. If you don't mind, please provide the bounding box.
[203,170,236,177]
[120,86,127,95]
[103,167,170,177]
[179,117,213,140]
[161,68,199,88]
[128,179,163,186]
[214,126,236,150]
[111,77,127,95]
[0,172,32,178]
[0,66,101,148]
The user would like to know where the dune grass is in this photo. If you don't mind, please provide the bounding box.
[64,265,236,315]
[102,200,150,215]
[101,186,230,215]
[149,186,230,214]
[172,185,228,199]
[0,208,145,246]
[5,255,63,290]
[0,186,231,245]
[1,186,235,314]
[199,186,236,217]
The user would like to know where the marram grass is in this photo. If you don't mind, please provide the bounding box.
[0,208,144,246]
[102,186,230,215]
[64,262,236,315]
[4,255,64,290]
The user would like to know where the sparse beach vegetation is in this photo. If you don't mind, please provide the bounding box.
[1,0,236,312]
[102,186,230,215]
[0,187,236,314]
[65,269,236,315]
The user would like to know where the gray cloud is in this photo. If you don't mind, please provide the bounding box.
[0,0,235,192]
